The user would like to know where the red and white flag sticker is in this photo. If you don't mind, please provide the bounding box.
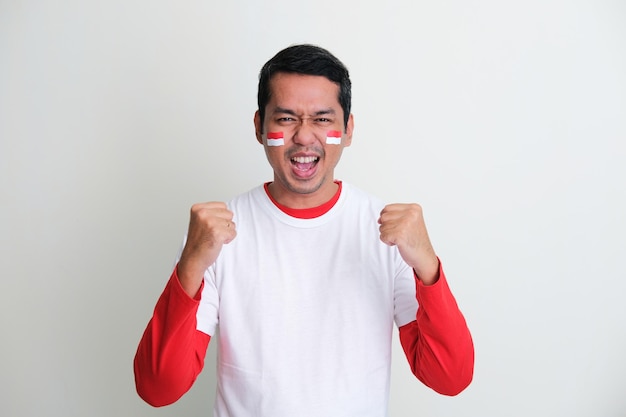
[326,130,342,145]
[266,131,284,146]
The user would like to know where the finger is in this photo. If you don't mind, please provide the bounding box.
[216,209,235,221]
[378,204,406,223]
[379,222,399,246]
[191,205,234,224]
[223,226,237,244]
[379,230,397,246]
[212,217,236,235]
[207,208,234,222]
[191,201,232,213]
[216,217,237,244]
[380,203,406,215]
[191,201,228,213]
[224,220,238,230]
[201,201,229,209]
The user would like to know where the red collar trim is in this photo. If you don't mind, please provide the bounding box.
[264,181,342,219]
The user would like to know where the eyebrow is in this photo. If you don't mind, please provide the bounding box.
[273,107,336,117]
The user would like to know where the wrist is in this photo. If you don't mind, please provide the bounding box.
[176,259,206,297]
[413,256,440,286]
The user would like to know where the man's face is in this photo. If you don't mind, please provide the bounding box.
[254,73,354,206]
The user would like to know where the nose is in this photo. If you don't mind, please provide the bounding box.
[292,119,318,146]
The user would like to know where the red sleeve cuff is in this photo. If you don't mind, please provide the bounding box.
[413,257,444,287]
[171,264,204,302]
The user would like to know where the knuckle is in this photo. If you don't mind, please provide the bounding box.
[409,204,423,219]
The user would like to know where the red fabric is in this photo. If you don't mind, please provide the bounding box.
[263,181,342,219]
[134,261,474,405]
[398,264,474,396]
[133,267,210,407]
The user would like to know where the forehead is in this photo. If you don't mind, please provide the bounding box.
[267,73,341,110]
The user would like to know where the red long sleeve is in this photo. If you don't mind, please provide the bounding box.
[133,267,211,407]
[398,265,474,395]
[135,263,473,405]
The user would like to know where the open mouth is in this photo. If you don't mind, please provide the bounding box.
[291,155,319,172]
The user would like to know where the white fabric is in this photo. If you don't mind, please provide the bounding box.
[195,183,418,417]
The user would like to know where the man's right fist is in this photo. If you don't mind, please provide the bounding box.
[177,202,236,296]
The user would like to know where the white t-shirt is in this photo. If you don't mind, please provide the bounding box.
[195,183,418,416]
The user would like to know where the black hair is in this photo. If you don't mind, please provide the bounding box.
[257,44,352,131]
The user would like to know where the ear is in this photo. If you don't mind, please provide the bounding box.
[343,113,354,147]
[254,111,263,145]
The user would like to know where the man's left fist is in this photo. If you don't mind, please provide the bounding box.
[378,203,440,285]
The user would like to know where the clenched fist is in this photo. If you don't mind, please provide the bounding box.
[177,202,237,296]
[378,203,440,285]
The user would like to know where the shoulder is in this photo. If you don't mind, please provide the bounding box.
[226,184,271,222]
[227,184,266,207]
[341,182,386,212]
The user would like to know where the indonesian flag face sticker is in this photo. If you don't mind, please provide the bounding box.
[326,130,342,145]
[265,131,284,147]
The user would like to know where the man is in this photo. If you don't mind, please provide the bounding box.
[134,44,474,416]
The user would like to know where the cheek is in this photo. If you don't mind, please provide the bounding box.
[325,130,343,145]
[323,144,345,163]
[265,131,285,147]
[264,146,286,165]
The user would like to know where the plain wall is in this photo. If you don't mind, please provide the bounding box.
[1,1,625,416]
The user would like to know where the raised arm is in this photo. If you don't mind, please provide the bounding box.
[135,201,236,406]
[379,203,474,394]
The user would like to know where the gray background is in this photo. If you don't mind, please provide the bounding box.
[1,0,625,416]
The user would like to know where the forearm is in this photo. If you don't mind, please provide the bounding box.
[176,257,208,299]
[399,265,474,395]
[134,266,211,406]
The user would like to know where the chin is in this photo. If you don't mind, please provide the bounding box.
[282,175,327,196]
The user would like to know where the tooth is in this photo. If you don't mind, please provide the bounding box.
[292,156,317,163]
